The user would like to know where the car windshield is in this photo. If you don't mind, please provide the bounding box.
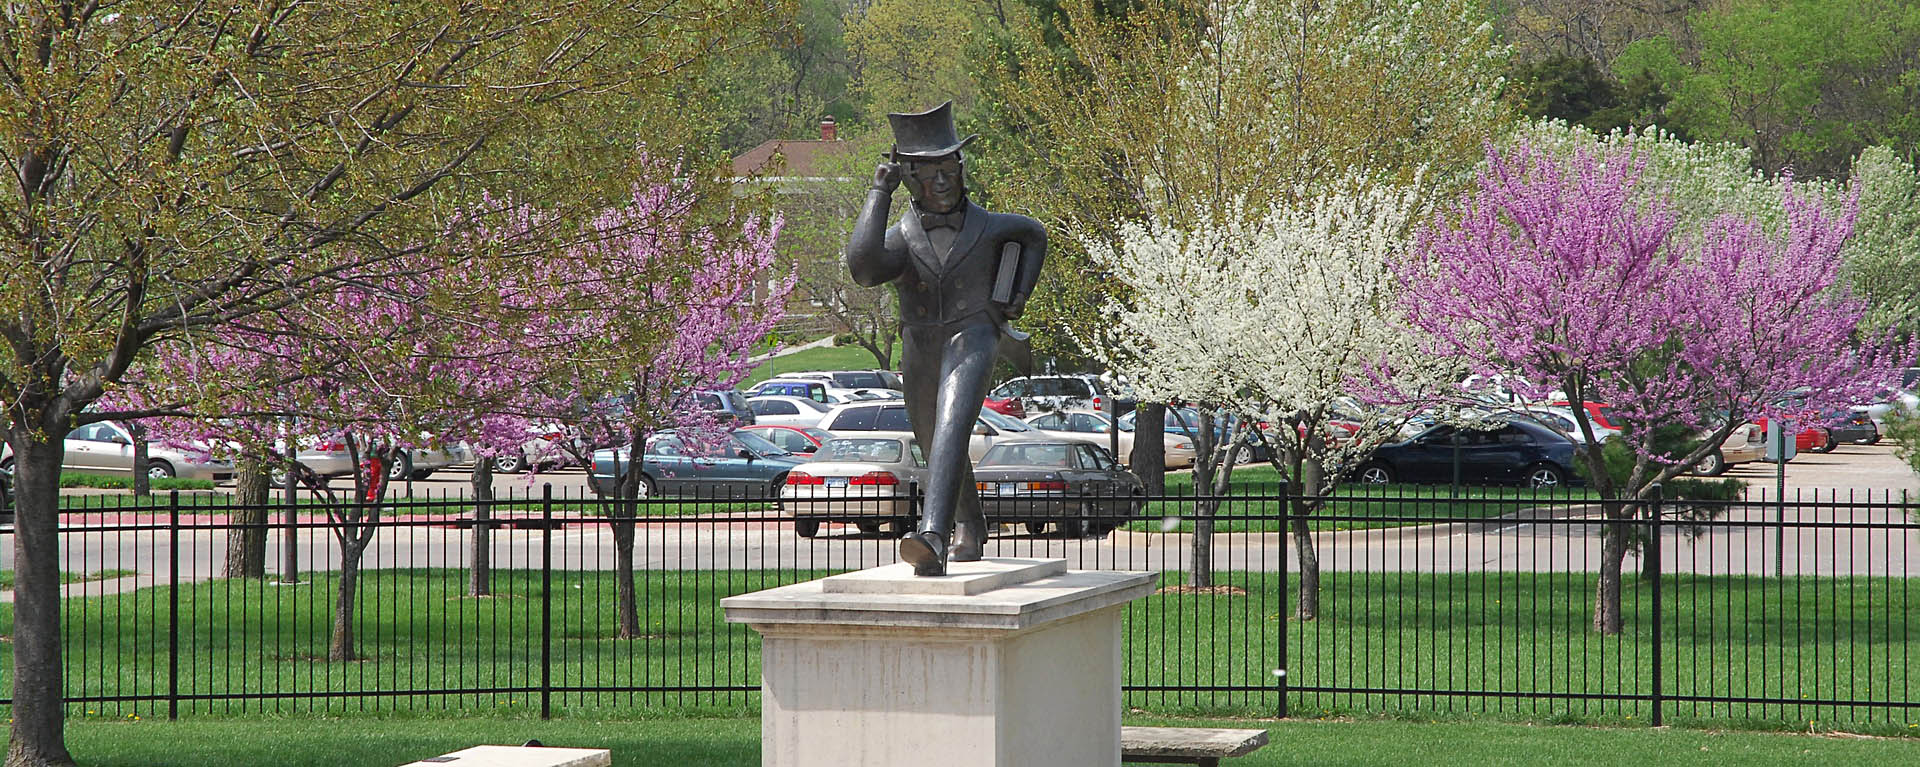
[732,430,791,456]
[832,372,888,389]
[979,408,1032,432]
[695,392,724,410]
[818,438,905,463]
[980,443,1074,467]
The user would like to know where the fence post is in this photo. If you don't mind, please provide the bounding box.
[1277,483,1289,719]
[167,490,180,721]
[280,464,299,585]
[1648,483,1663,728]
[541,482,553,720]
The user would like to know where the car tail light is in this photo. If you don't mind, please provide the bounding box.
[785,472,823,485]
[1023,480,1068,491]
[315,440,345,452]
[849,471,898,486]
[1092,396,1103,411]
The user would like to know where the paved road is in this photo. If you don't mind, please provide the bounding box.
[13,443,1918,602]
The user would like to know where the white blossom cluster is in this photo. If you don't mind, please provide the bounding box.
[1083,174,1459,481]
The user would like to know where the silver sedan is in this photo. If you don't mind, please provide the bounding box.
[781,436,928,538]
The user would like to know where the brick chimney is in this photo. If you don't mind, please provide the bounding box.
[820,116,838,142]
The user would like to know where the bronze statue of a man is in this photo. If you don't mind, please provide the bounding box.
[846,101,1047,576]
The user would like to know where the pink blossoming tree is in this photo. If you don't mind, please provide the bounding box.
[128,182,789,655]
[1405,142,1907,634]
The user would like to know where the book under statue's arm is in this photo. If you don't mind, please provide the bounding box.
[993,241,1021,305]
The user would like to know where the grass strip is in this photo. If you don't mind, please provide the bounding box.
[0,569,136,590]
[61,715,1920,766]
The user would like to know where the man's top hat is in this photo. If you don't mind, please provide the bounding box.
[886,101,978,160]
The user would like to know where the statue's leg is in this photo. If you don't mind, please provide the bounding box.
[934,323,1000,561]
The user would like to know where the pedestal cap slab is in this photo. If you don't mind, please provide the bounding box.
[722,557,1153,633]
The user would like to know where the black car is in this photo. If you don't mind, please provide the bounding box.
[1815,410,1879,450]
[973,440,1145,537]
[1353,420,1578,488]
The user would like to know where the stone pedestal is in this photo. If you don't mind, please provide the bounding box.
[722,558,1154,767]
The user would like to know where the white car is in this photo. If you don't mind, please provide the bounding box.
[781,436,929,538]
[0,421,234,481]
[276,436,473,483]
[745,395,834,428]
[1023,409,1196,469]
[817,402,1043,462]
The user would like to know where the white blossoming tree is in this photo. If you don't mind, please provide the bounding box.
[1086,177,1457,612]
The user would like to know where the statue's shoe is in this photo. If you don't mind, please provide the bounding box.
[949,520,984,562]
[899,531,948,576]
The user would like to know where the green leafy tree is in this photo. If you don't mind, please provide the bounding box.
[0,2,777,764]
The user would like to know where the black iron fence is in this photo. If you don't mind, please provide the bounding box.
[4,482,1918,731]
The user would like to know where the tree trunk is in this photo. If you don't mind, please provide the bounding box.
[223,455,271,578]
[1188,509,1215,589]
[469,462,494,596]
[1289,516,1320,620]
[130,421,150,498]
[1289,455,1325,621]
[1131,404,1166,495]
[5,434,78,767]
[1592,508,1631,635]
[329,542,367,661]
[612,433,644,639]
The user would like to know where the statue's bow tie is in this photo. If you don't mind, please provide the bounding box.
[918,209,965,231]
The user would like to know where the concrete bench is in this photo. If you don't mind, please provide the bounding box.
[1122,726,1270,766]
[400,745,611,767]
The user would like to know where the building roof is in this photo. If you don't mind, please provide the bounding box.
[731,139,859,179]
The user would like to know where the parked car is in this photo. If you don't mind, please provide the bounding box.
[746,379,831,403]
[693,389,757,426]
[589,429,804,498]
[272,437,474,484]
[739,424,836,456]
[1024,409,1196,469]
[988,374,1138,416]
[771,370,902,401]
[1352,420,1578,488]
[1118,406,1271,464]
[0,466,12,524]
[782,436,928,538]
[492,424,586,474]
[973,440,1145,537]
[982,394,1026,419]
[1686,422,1766,476]
[1818,410,1880,448]
[816,402,1043,462]
[1544,401,1625,442]
[1752,417,1828,454]
[745,395,834,428]
[1857,387,1919,429]
[0,422,234,481]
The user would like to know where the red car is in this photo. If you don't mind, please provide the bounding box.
[983,395,1026,420]
[1752,417,1829,454]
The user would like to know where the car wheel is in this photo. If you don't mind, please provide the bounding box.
[794,519,820,538]
[491,454,528,474]
[1864,434,1882,445]
[0,457,14,473]
[384,453,414,482]
[1810,430,1837,453]
[1525,463,1565,489]
[766,476,787,500]
[1692,450,1727,477]
[635,473,656,499]
[146,460,176,479]
[1232,445,1255,465]
[1024,521,1048,536]
[1355,462,1394,484]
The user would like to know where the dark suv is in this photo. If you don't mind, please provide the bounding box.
[693,389,756,426]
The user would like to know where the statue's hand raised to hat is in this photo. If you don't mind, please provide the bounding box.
[871,161,902,193]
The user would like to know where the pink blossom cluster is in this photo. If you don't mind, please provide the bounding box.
[1405,141,1910,466]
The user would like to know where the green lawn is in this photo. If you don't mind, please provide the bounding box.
[743,342,889,385]
[11,568,1918,733]
[53,493,771,516]
[0,569,135,590]
[61,715,1920,766]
